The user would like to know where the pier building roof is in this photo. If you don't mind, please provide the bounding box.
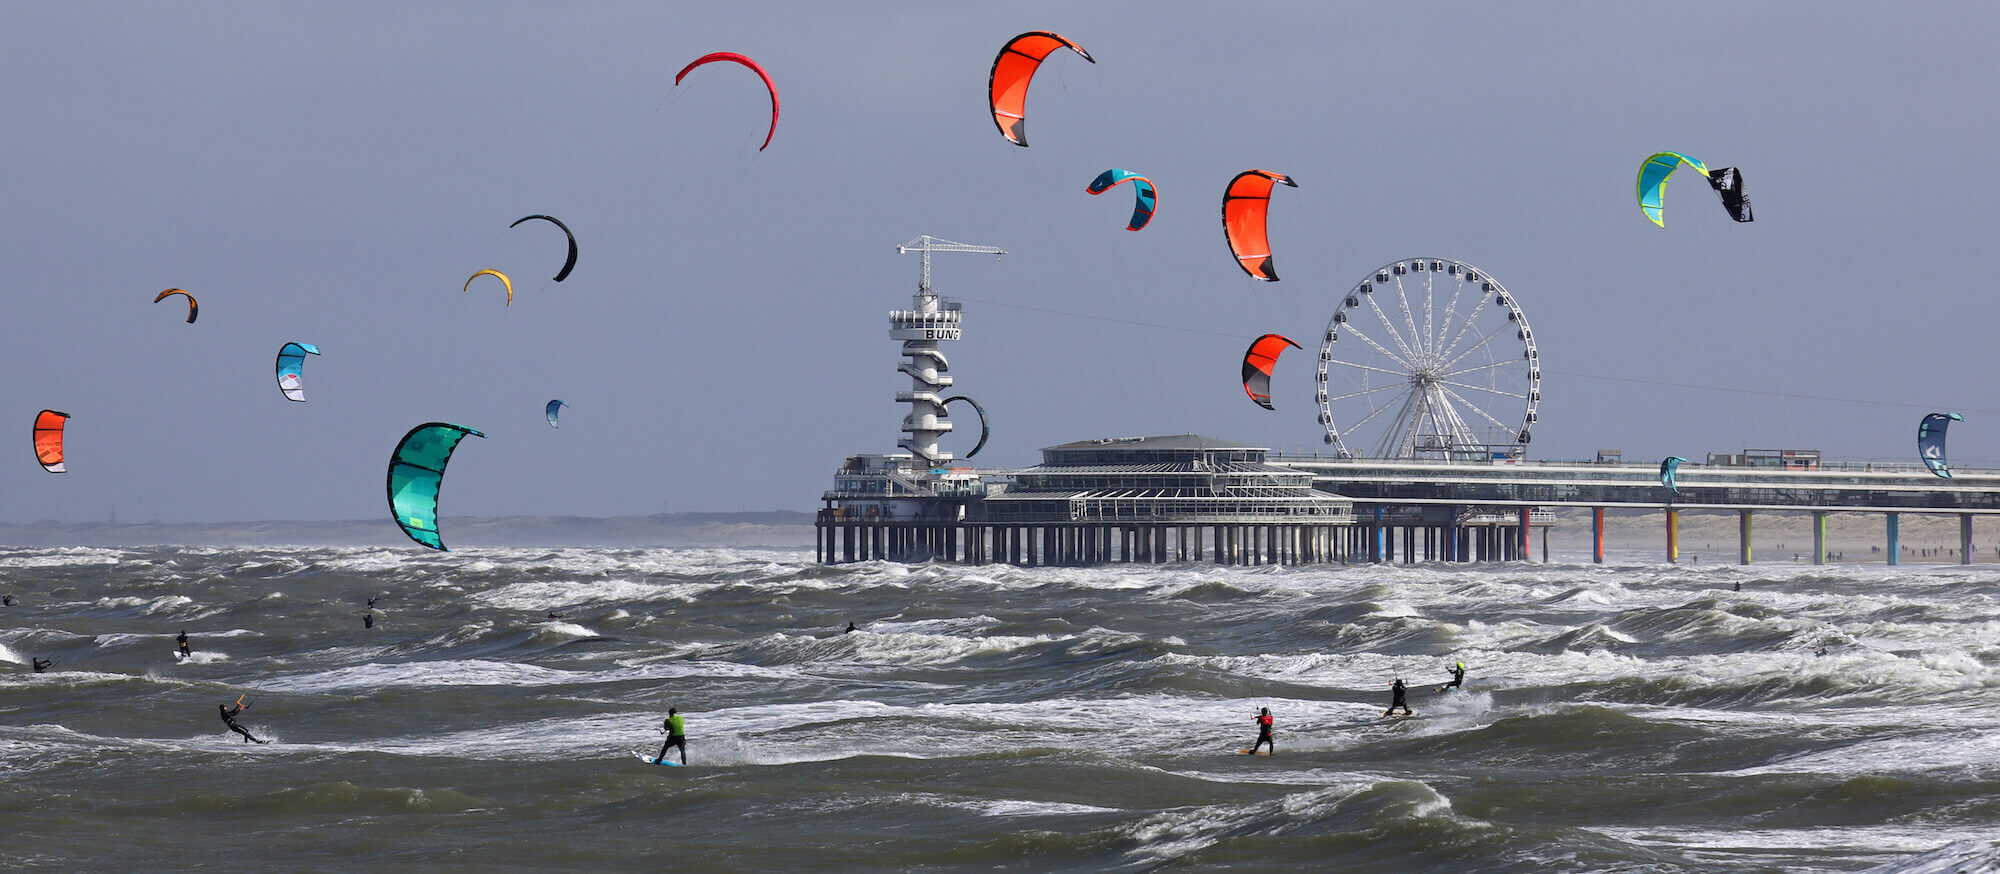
[978,435,1351,524]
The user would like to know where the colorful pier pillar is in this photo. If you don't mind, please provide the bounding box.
[1886,513,1899,566]
[1592,507,1605,564]
[1666,509,1679,564]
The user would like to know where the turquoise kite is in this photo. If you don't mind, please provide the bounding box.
[1637,152,1709,228]
[1085,169,1158,231]
[275,342,320,402]
[1659,456,1688,493]
[387,423,485,550]
[545,399,566,429]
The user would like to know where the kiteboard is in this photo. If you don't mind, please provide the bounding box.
[1238,749,1273,756]
[1381,710,1419,720]
[632,751,682,767]
[173,651,189,663]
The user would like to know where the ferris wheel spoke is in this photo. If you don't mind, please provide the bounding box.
[1438,378,1525,399]
[1324,357,1416,380]
[1336,325,1415,371]
[1344,384,1417,433]
[1440,359,1519,380]
[1439,385,1515,432]
[1321,381,1413,403]
[1359,287,1420,360]
[1433,277,1469,355]
[1420,273,1439,355]
[1439,322,1513,371]
[1435,293,1494,362]
[1388,276,1427,362]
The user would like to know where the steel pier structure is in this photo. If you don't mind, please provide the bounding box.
[1274,456,2000,566]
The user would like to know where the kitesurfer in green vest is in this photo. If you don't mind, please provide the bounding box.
[1441,661,1466,692]
[656,707,687,765]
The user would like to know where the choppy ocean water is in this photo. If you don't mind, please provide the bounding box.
[2,545,1998,872]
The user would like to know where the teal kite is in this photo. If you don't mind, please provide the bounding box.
[387,423,485,550]
[1659,456,1688,493]
[275,342,320,402]
[1086,169,1158,231]
[1637,152,1709,228]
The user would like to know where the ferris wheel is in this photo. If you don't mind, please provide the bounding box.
[1314,258,1540,460]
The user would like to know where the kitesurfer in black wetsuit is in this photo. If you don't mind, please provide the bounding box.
[1384,679,1412,716]
[844,622,858,634]
[220,699,267,744]
[1250,707,1275,755]
[176,630,191,658]
[2,594,13,606]
[32,657,52,673]
[363,613,374,629]
[656,707,687,765]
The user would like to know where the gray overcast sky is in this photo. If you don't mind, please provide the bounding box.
[2,2,1995,523]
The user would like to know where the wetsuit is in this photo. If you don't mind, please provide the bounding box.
[363,614,374,629]
[1444,663,1465,691]
[1251,711,1274,754]
[656,713,687,765]
[220,703,267,744]
[176,632,190,658]
[32,658,50,673]
[1385,680,1411,716]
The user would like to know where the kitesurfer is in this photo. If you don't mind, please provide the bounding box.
[656,707,687,765]
[1441,661,1466,692]
[1384,679,1412,716]
[32,657,52,673]
[844,622,858,634]
[363,613,374,629]
[1250,707,1275,755]
[2,594,12,606]
[367,596,379,608]
[220,698,267,744]
[176,630,190,658]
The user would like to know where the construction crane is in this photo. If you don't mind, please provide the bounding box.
[897,235,1006,298]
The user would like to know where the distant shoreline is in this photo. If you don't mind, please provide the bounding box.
[0,511,817,549]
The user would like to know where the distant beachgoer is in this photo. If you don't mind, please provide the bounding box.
[1441,661,1466,692]
[844,622,858,634]
[1384,679,1412,716]
[1249,707,1275,755]
[363,613,374,629]
[32,657,52,673]
[176,630,191,658]
[220,699,267,744]
[656,707,687,765]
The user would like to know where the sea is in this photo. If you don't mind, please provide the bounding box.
[3,545,1998,872]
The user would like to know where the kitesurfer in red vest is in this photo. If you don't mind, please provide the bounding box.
[1250,707,1275,755]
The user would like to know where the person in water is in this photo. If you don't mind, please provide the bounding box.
[31,657,52,673]
[3,594,13,606]
[363,613,374,629]
[1250,707,1275,755]
[220,699,267,744]
[176,630,191,658]
[1441,661,1466,692]
[656,707,687,765]
[844,622,858,634]
[367,596,379,609]
[1384,679,1412,716]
